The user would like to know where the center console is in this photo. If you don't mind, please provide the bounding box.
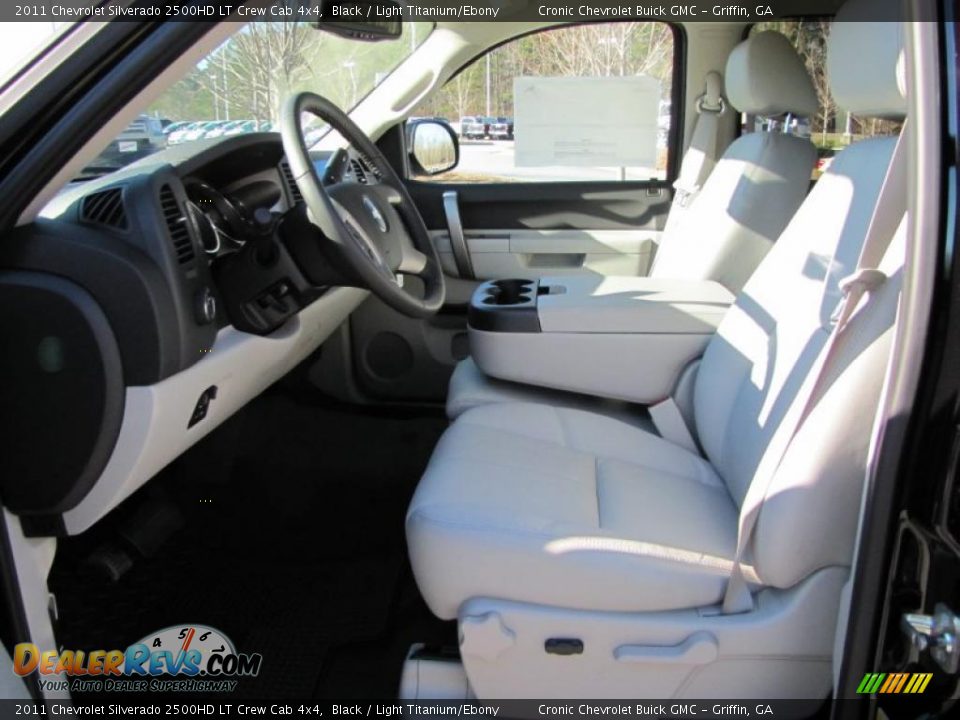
[468,276,735,404]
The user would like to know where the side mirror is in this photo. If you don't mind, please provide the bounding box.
[408,118,459,176]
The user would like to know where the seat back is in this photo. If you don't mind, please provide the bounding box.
[651,31,818,292]
[693,3,907,590]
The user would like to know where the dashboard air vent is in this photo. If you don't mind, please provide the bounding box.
[159,185,195,266]
[80,188,127,230]
[279,158,304,204]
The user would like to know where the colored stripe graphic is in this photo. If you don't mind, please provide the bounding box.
[859,672,933,694]
[878,674,897,693]
[906,673,932,693]
[857,673,886,693]
[893,673,910,693]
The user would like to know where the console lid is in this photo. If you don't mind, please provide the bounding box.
[468,276,735,404]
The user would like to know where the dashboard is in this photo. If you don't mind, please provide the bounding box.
[185,177,281,257]
[0,132,373,535]
[182,142,377,260]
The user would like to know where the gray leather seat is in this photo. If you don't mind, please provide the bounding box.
[408,3,906,699]
[446,30,818,422]
[409,402,737,616]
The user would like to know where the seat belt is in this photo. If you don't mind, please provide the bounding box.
[662,72,726,231]
[722,125,908,614]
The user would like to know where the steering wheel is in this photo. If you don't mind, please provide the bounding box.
[280,92,445,318]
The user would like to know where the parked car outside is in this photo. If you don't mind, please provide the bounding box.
[224,120,257,136]
[489,116,514,140]
[181,120,222,142]
[787,115,812,138]
[480,116,497,138]
[86,114,166,171]
[814,146,838,179]
[204,120,245,139]
[163,120,190,136]
[460,115,485,139]
[167,121,200,144]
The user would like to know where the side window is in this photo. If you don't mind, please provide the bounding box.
[411,23,676,184]
[750,21,902,178]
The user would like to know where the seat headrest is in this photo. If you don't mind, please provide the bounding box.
[827,0,906,119]
[725,31,818,118]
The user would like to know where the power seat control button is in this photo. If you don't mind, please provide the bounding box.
[188,385,218,428]
[544,638,584,656]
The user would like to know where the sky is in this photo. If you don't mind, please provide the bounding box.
[0,22,74,85]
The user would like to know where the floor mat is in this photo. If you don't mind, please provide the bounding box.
[49,389,456,699]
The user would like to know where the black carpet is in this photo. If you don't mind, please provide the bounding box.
[49,389,456,699]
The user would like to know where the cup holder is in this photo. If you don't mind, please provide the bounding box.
[470,279,541,333]
[481,279,536,306]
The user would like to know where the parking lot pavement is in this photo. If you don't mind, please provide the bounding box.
[456,140,662,182]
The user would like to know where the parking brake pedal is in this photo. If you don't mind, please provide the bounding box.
[83,496,184,582]
[84,544,135,583]
[118,496,184,558]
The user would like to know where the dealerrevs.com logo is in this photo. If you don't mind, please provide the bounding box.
[12,624,262,694]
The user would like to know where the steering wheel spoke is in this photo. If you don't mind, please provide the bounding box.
[281,92,445,318]
[398,246,429,276]
[375,185,403,205]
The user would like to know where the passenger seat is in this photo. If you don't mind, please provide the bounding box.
[407,1,906,699]
[446,31,818,421]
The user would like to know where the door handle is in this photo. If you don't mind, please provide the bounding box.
[442,191,475,280]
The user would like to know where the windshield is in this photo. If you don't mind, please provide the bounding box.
[79,21,432,180]
[0,21,76,89]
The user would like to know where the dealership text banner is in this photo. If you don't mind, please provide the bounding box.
[5,1,926,23]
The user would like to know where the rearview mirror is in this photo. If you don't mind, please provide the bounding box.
[408,119,459,176]
[313,1,403,42]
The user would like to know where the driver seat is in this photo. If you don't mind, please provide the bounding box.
[406,5,907,699]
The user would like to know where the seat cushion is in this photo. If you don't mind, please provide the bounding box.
[406,403,739,620]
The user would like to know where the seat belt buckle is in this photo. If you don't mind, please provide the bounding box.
[839,268,887,294]
[830,269,888,326]
[673,184,699,208]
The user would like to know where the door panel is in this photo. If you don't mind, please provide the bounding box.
[411,179,671,282]
[408,181,672,231]
[432,228,659,280]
